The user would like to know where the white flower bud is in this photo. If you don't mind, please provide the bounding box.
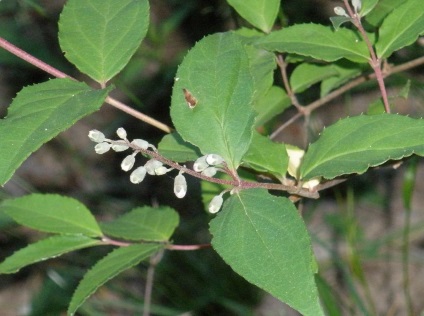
[174,173,187,198]
[208,194,224,214]
[116,127,127,139]
[131,139,149,150]
[130,166,147,183]
[334,6,349,17]
[351,0,361,13]
[206,154,224,166]
[193,156,208,172]
[145,159,163,175]
[201,166,217,177]
[94,142,112,154]
[112,140,129,152]
[121,154,136,171]
[154,166,172,175]
[88,130,106,143]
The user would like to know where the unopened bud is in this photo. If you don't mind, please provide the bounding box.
[145,159,163,175]
[112,140,129,152]
[130,166,147,183]
[116,127,127,139]
[155,166,172,175]
[334,6,349,17]
[174,173,187,198]
[206,154,224,166]
[121,154,136,171]
[88,130,106,143]
[208,193,224,214]
[351,0,361,13]
[131,139,149,150]
[202,167,217,177]
[94,142,111,154]
[193,156,208,172]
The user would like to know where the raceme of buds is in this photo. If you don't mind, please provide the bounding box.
[121,153,136,171]
[94,142,112,154]
[130,166,147,184]
[334,6,349,17]
[145,159,164,175]
[208,193,224,214]
[201,166,217,177]
[193,156,209,172]
[351,0,361,13]
[111,140,129,152]
[116,127,127,139]
[88,130,106,143]
[174,172,187,198]
[206,154,224,166]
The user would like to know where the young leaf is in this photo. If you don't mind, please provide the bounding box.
[254,86,291,126]
[359,0,379,17]
[227,0,280,33]
[59,0,150,84]
[0,235,101,274]
[158,132,202,162]
[68,244,161,316]
[320,61,365,97]
[365,0,407,27]
[170,33,256,170]
[300,114,424,180]
[290,63,338,93]
[256,24,370,63]
[243,132,288,177]
[0,78,112,185]
[375,0,424,58]
[210,189,324,316]
[0,194,103,237]
[100,206,179,241]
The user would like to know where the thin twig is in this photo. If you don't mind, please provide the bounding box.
[0,36,173,133]
[276,54,303,111]
[143,249,164,316]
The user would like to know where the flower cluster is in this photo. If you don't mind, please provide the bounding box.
[88,128,228,211]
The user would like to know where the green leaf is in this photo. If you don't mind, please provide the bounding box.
[0,194,102,237]
[257,23,370,63]
[0,78,111,185]
[254,86,291,126]
[68,244,161,316]
[170,32,256,170]
[290,63,338,93]
[329,16,353,31]
[320,61,365,97]
[375,0,424,58]
[365,0,407,27]
[100,206,179,241]
[243,132,288,177]
[0,235,101,274]
[210,189,323,316]
[158,132,201,162]
[227,0,280,33]
[245,45,276,102]
[300,114,424,180]
[360,0,379,17]
[59,0,149,83]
